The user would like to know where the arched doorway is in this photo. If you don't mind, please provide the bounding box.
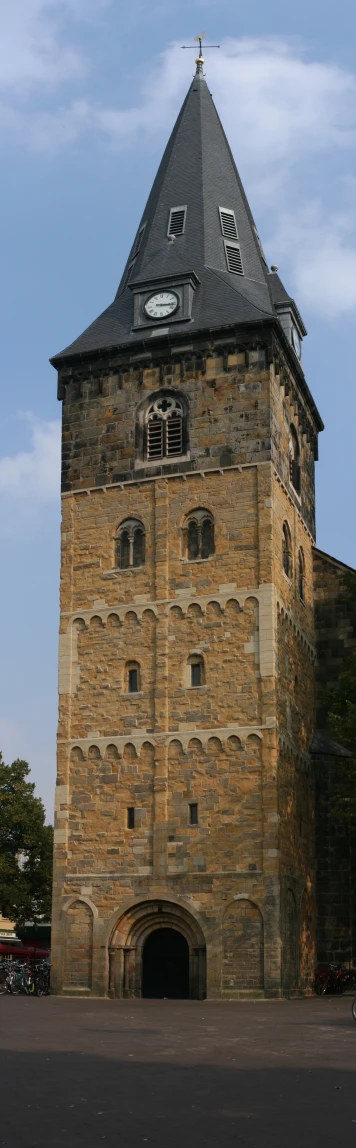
[108,898,206,999]
[142,927,189,998]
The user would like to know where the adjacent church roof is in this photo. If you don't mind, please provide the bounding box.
[52,64,300,364]
[310,731,352,758]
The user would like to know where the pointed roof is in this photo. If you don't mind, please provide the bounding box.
[51,71,295,363]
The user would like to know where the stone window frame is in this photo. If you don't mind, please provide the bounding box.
[189,802,199,826]
[182,508,215,562]
[115,518,145,570]
[135,389,190,467]
[289,424,301,497]
[186,653,205,689]
[282,521,293,580]
[123,660,142,696]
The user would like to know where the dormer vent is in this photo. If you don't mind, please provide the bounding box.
[134,223,146,256]
[253,225,268,267]
[168,206,187,237]
[224,241,244,275]
[125,260,136,286]
[219,208,238,240]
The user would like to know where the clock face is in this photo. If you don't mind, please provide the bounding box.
[144,291,179,320]
[291,325,302,359]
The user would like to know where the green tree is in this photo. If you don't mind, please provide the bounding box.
[0,756,53,926]
[327,573,356,823]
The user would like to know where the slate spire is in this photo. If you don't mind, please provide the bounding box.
[52,68,287,362]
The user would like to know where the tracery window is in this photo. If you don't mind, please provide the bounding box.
[145,394,185,461]
[184,509,214,561]
[289,426,301,494]
[116,519,145,569]
[298,548,305,602]
[282,522,293,579]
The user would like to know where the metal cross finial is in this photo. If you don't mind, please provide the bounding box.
[181,32,220,75]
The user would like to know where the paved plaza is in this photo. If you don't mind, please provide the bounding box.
[0,996,355,1147]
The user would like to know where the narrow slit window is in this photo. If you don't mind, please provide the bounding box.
[191,661,202,687]
[188,519,199,560]
[133,526,145,568]
[168,206,187,237]
[189,803,198,826]
[282,522,293,579]
[225,241,244,275]
[289,426,301,494]
[298,548,305,602]
[120,528,130,569]
[127,807,135,829]
[201,517,214,559]
[128,667,139,693]
[219,207,238,240]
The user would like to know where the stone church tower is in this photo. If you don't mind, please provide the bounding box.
[50,54,324,999]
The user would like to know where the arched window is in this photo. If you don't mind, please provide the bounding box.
[185,510,214,561]
[289,426,300,494]
[298,548,305,602]
[116,519,145,569]
[282,522,293,579]
[145,394,185,460]
[126,661,141,693]
[186,654,205,688]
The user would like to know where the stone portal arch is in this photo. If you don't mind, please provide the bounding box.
[108,899,206,1000]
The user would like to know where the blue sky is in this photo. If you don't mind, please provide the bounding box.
[0,0,355,818]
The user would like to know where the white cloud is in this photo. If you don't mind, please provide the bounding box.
[0,0,108,92]
[0,23,356,319]
[86,38,356,167]
[271,204,356,319]
[2,33,355,159]
[0,0,82,89]
[0,415,60,500]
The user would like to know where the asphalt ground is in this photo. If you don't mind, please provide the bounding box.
[0,996,356,1148]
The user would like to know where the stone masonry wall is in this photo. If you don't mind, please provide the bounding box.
[313,548,356,966]
[52,338,320,998]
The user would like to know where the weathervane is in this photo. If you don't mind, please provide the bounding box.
[182,32,220,75]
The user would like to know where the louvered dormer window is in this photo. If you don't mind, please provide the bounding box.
[225,242,244,275]
[125,260,136,286]
[146,395,185,460]
[134,223,146,255]
[219,208,244,275]
[219,207,238,240]
[168,206,187,237]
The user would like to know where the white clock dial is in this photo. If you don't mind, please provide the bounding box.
[291,325,302,359]
[144,291,179,320]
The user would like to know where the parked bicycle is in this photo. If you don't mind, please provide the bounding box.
[0,959,50,996]
[34,960,50,996]
[315,963,356,996]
